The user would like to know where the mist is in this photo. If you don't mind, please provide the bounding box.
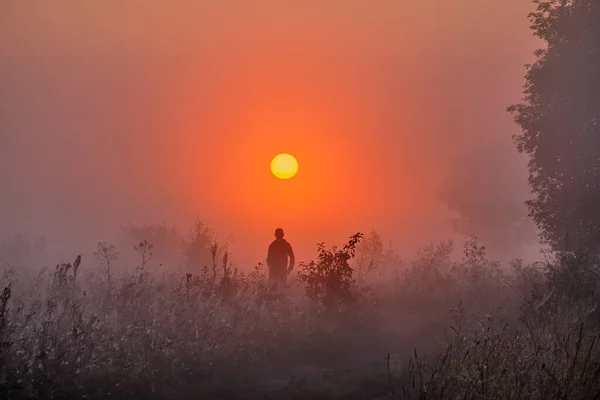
[4,2,600,399]
[1,1,540,266]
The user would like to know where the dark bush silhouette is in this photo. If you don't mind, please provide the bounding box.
[298,232,363,308]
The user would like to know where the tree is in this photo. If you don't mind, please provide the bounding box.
[354,230,402,281]
[508,0,600,253]
[354,230,384,281]
[184,218,219,272]
[0,234,46,267]
[439,141,537,260]
[121,223,183,263]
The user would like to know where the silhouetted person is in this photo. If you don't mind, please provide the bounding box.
[266,228,295,299]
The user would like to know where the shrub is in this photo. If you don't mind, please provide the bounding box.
[298,233,363,308]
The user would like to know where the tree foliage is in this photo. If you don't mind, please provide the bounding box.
[354,230,384,281]
[439,142,537,258]
[508,0,600,252]
[121,223,183,263]
[184,218,218,271]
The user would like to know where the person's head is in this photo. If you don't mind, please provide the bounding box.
[274,228,284,239]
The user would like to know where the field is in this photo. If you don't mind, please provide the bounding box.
[1,231,599,400]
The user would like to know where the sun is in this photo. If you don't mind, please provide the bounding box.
[271,153,298,179]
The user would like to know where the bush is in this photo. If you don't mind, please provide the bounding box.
[297,233,363,308]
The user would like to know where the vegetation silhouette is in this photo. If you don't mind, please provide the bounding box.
[0,223,599,399]
[1,1,599,399]
[508,0,600,254]
[298,232,363,308]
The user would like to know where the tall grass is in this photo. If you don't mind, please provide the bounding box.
[401,248,600,400]
[0,232,597,399]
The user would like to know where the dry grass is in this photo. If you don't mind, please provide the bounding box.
[400,249,600,400]
[0,234,598,399]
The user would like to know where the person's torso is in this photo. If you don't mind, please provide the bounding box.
[267,239,290,266]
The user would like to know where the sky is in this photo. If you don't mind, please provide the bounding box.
[0,1,541,266]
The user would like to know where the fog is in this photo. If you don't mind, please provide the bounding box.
[1,1,541,266]
[5,3,600,399]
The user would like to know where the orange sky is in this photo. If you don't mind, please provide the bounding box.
[0,1,540,265]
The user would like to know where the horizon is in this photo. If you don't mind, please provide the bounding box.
[1,1,541,266]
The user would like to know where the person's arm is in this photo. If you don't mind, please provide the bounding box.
[287,243,295,272]
[266,243,273,269]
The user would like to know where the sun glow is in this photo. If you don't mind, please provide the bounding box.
[270,153,298,179]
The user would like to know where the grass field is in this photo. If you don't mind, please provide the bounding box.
[0,234,599,399]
